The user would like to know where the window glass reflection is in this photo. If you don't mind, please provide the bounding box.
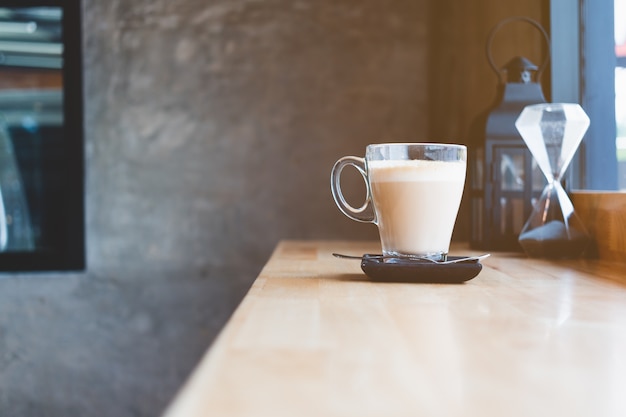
[0,6,64,253]
[500,151,524,191]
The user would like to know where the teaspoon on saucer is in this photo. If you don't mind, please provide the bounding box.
[332,253,490,265]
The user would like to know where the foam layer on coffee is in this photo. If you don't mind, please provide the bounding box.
[368,159,466,182]
[368,159,466,257]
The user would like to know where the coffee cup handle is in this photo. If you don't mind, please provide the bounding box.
[330,156,376,223]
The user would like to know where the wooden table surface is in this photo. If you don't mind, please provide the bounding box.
[163,240,626,417]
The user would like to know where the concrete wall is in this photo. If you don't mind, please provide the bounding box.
[0,1,429,416]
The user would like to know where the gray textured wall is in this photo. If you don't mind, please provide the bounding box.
[0,1,429,416]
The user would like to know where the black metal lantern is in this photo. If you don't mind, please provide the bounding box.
[468,17,550,251]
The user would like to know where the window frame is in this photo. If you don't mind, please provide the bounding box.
[0,0,85,271]
[551,0,619,190]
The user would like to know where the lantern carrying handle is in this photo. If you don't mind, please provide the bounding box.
[486,16,551,84]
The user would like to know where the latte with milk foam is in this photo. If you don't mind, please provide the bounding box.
[368,159,466,258]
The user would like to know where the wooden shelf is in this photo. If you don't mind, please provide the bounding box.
[163,240,626,417]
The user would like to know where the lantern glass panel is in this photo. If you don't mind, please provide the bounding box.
[472,148,484,189]
[472,198,483,242]
[497,197,525,235]
[500,153,524,191]
[531,158,545,191]
[494,147,527,238]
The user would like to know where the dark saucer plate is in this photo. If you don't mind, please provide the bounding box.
[360,255,483,284]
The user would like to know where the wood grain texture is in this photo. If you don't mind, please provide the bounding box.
[571,191,626,261]
[428,0,549,143]
[163,240,626,417]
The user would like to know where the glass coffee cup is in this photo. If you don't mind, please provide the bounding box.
[331,143,467,261]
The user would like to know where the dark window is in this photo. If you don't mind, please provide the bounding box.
[0,0,84,271]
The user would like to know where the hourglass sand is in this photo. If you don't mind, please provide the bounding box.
[515,103,591,258]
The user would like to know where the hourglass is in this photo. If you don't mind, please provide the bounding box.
[515,103,591,258]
